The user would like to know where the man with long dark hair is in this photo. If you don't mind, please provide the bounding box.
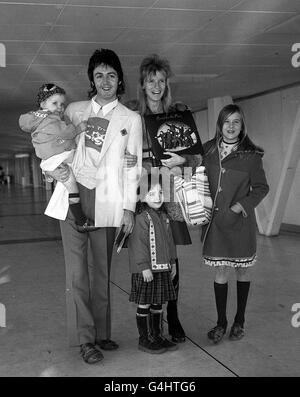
[48,49,142,364]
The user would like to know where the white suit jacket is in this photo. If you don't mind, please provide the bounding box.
[44,100,143,227]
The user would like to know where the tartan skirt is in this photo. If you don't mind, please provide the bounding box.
[129,271,176,305]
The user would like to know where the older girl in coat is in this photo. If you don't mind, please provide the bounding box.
[202,104,269,343]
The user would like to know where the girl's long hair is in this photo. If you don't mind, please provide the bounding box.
[138,54,172,116]
[207,104,264,155]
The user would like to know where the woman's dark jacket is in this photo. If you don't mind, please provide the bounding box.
[141,104,197,245]
[201,137,269,260]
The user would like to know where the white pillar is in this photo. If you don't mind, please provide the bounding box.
[258,104,300,236]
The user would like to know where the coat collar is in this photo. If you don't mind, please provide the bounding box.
[204,138,264,160]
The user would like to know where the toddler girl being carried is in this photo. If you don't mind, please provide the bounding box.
[19,83,93,232]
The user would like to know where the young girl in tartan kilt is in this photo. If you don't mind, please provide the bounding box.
[127,171,179,354]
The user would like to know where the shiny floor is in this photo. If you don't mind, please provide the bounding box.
[0,184,299,377]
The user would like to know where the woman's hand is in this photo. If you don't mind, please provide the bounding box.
[46,164,70,183]
[161,152,186,168]
[124,149,137,168]
[142,269,153,282]
[171,263,176,280]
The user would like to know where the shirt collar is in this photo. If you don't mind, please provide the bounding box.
[92,97,118,117]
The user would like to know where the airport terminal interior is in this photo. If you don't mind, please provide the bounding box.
[0,0,300,377]
[0,183,299,377]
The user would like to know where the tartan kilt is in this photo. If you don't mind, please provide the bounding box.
[129,272,176,305]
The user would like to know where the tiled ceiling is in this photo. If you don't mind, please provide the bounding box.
[0,0,300,157]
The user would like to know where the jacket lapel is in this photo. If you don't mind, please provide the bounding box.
[98,103,127,162]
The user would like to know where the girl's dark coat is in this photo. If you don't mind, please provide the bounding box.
[128,208,177,273]
[202,138,269,260]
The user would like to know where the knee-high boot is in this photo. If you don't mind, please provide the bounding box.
[150,308,178,351]
[136,309,166,354]
[166,259,186,343]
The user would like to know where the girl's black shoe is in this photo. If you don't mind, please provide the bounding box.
[207,325,227,344]
[138,337,167,354]
[136,314,166,354]
[171,333,186,343]
[153,335,178,351]
[229,323,245,340]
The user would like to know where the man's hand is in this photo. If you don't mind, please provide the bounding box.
[161,152,186,168]
[46,164,70,183]
[142,269,153,282]
[124,149,137,168]
[121,209,135,235]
